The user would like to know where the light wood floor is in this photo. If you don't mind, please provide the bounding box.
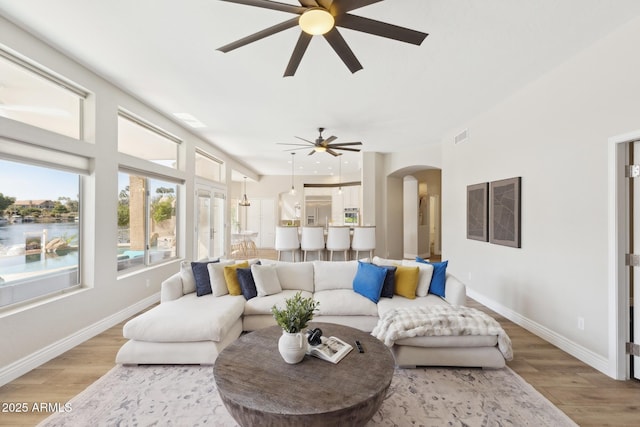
[1,251,639,426]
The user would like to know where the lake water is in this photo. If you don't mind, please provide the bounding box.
[0,221,80,280]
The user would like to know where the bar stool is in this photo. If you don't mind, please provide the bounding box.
[300,226,325,261]
[275,226,300,262]
[351,226,376,260]
[326,226,351,261]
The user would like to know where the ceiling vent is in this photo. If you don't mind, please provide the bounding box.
[454,129,469,144]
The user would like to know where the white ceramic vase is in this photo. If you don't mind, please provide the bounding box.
[278,330,306,364]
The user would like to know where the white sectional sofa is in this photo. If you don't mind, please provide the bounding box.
[116,258,509,368]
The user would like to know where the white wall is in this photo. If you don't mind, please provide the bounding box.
[441,15,640,374]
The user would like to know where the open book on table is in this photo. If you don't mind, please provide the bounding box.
[307,336,353,364]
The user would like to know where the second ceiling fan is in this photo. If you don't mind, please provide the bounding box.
[279,128,362,156]
[217,0,428,76]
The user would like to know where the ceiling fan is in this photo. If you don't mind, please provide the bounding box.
[217,0,428,76]
[278,127,362,156]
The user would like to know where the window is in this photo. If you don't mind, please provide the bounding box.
[0,48,86,139]
[118,111,180,168]
[195,150,224,182]
[117,171,178,272]
[0,157,82,308]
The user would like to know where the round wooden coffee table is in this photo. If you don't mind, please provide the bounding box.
[214,322,394,427]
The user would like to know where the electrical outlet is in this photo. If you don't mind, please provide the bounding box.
[578,317,585,330]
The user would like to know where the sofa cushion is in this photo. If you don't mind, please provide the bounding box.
[276,262,315,293]
[314,289,379,316]
[123,293,245,342]
[243,290,314,316]
[252,264,282,296]
[237,267,257,300]
[402,260,434,297]
[207,260,235,297]
[353,261,387,303]
[224,261,249,296]
[192,259,220,296]
[313,260,358,291]
[394,265,419,299]
[417,257,449,298]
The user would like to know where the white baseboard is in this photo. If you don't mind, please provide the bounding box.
[467,289,610,376]
[0,293,159,387]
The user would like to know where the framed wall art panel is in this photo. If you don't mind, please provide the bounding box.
[466,182,489,242]
[489,177,521,248]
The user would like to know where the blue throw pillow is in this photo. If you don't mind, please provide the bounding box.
[237,266,258,300]
[191,260,219,297]
[416,257,448,298]
[352,261,388,303]
[379,265,397,298]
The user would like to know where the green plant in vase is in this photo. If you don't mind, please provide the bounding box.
[271,292,320,364]
[271,292,319,333]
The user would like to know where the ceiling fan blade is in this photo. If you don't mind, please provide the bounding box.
[308,149,316,156]
[219,0,307,14]
[328,141,362,146]
[282,147,310,151]
[336,14,428,45]
[324,135,338,144]
[284,32,313,77]
[330,0,383,14]
[217,17,300,53]
[323,28,363,74]
[277,142,314,146]
[298,0,319,6]
[295,136,316,144]
[333,147,360,152]
[327,148,341,156]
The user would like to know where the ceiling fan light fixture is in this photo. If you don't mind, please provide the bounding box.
[314,146,327,152]
[299,8,334,35]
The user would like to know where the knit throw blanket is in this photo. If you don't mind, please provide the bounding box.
[372,305,513,360]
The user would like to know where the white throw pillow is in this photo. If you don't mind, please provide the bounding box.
[402,260,434,297]
[207,260,234,297]
[180,260,196,294]
[252,264,283,296]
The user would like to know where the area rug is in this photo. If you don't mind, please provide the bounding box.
[39,365,576,427]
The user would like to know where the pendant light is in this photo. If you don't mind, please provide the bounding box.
[290,153,296,195]
[239,177,251,206]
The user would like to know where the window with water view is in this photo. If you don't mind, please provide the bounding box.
[0,159,81,307]
[117,172,178,272]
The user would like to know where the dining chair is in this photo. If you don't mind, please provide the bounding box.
[243,231,258,257]
[351,226,376,260]
[326,226,351,261]
[300,226,325,261]
[274,226,300,262]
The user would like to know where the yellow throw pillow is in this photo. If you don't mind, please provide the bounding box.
[224,261,249,296]
[394,265,419,299]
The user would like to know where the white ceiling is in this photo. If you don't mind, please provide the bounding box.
[2,0,640,180]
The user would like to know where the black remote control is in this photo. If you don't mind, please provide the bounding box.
[355,340,364,353]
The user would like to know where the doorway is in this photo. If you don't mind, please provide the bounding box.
[609,130,640,380]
